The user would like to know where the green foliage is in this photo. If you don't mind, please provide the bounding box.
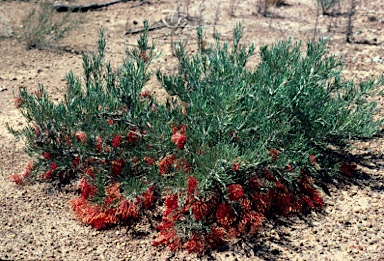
[20,0,79,49]
[9,22,383,252]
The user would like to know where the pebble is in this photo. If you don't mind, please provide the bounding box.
[373,56,383,63]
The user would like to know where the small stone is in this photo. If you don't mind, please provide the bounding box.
[373,56,383,63]
[37,67,43,73]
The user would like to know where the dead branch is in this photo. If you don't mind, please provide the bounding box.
[53,0,136,12]
[125,17,188,35]
[125,24,167,35]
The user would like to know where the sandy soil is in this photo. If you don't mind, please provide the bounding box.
[1,0,384,260]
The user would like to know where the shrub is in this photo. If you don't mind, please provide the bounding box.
[20,0,79,49]
[8,22,383,253]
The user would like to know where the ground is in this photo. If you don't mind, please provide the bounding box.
[0,0,384,260]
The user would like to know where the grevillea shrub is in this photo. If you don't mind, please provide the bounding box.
[8,22,383,253]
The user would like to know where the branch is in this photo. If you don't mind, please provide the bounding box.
[53,0,136,12]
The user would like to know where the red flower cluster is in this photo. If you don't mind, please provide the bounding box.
[77,178,97,199]
[140,91,152,99]
[157,154,177,175]
[184,233,205,253]
[75,131,87,144]
[140,186,156,209]
[111,158,125,177]
[171,124,187,150]
[112,134,122,148]
[118,199,139,220]
[269,148,280,161]
[9,174,22,184]
[127,128,139,144]
[70,197,118,230]
[143,156,154,166]
[227,184,244,201]
[95,136,103,152]
[216,203,236,227]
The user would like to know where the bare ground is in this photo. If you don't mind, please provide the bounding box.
[1,0,384,260]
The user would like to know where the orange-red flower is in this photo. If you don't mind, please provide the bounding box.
[77,178,97,199]
[118,199,139,220]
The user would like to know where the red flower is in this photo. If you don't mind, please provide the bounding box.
[14,97,24,108]
[340,162,357,177]
[44,170,52,179]
[232,161,240,171]
[237,211,264,234]
[42,152,50,159]
[309,154,317,164]
[96,136,103,152]
[157,154,177,175]
[240,197,252,211]
[70,197,118,230]
[275,180,286,191]
[269,148,280,161]
[216,203,236,227]
[182,106,187,116]
[153,229,177,247]
[171,124,187,150]
[227,184,244,201]
[107,119,114,125]
[22,161,34,178]
[205,227,227,248]
[286,164,294,172]
[50,162,58,170]
[163,194,179,219]
[77,178,97,199]
[140,91,152,99]
[118,199,139,220]
[142,186,156,209]
[112,134,122,148]
[65,135,72,146]
[132,157,138,164]
[263,168,275,181]
[75,131,87,144]
[143,156,154,166]
[184,233,205,253]
[9,174,22,184]
[111,158,125,177]
[175,158,191,173]
[187,176,198,195]
[250,192,272,214]
[301,195,315,210]
[192,200,209,220]
[309,154,320,169]
[73,156,81,167]
[249,177,261,190]
[127,128,139,144]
